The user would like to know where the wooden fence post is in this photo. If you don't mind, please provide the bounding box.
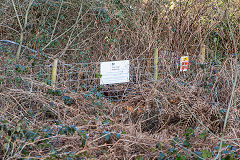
[154,48,159,80]
[200,43,205,64]
[52,59,58,88]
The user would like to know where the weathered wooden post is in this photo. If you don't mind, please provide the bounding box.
[51,59,58,88]
[200,43,206,64]
[154,48,159,80]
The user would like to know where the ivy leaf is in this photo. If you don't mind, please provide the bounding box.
[101,131,111,141]
[199,131,207,140]
[202,149,212,159]
[158,152,165,159]
[202,149,208,159]
[183,140,190,148]
[95,73,102,78]
[116,133,121,139]
[171,28,176,32]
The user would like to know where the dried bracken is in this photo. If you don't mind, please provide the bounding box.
[0,0,239,159]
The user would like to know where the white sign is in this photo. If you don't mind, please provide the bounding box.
[100,60,129,85]
[180,56,189,72]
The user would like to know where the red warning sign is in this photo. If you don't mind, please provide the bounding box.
[180,56,188,71]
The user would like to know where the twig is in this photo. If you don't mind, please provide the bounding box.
[217,3,239,159]
[50,0,64,41]
[10,0,34,61]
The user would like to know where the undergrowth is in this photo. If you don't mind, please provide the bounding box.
[0,0,240,159]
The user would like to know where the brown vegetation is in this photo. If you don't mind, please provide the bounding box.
[0,0,239,159]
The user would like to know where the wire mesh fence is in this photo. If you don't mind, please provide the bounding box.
[1,48,233,103]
